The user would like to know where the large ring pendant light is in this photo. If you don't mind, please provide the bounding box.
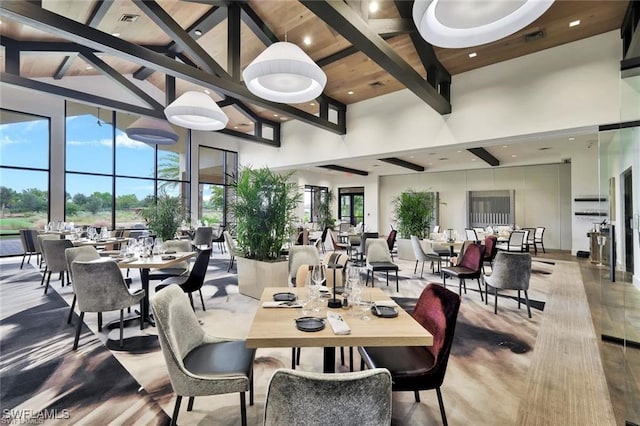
[164,91,228,131]
[125,117,179,145]
[242,41,327,104]
[412,0,554,48]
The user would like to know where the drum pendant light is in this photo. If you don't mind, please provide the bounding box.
[125,117,179,145]
[164,91,228,131]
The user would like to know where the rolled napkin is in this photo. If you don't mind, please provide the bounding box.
[262,301,303,308]
[326,311,351,335]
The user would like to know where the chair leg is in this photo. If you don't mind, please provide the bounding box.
[360,358,365,370]
[98,312,102,332]
[140,300,144,330]
[494,288,499,315]
[436,387,448,426]
[43,271,52,294]
[198,289,206,311]
[349,347,354,372]
[119,309,124,348]
[291,347,296,369]
[414,390,421,402]
[365,270,370,286]
[477,278,484,302]
[518,290,521,309]
[524,290,532,318]
[187,396,195,411]
[67,294,77,324]
[73,312,84,350]
[340,346,345,366]
[385,271,389,287]
[420,261,425,279]
[296,347,301,365]
[395,270,399,292]
[414,260,418,274]
[20,254,26,269]
[188,293,195,311]
[240,392,247,426]
[171,395,182,426]
[250,370,254,406]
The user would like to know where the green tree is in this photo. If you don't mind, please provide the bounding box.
[0,186,17,214]
[116,194,139,209]
[73,193,88,206]
[18,188,47,213]
[158,152,181,190]
[206,186,224,211]
[66,202,80,216]
[85,196,103,214]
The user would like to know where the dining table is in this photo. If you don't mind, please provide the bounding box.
[71,237,130,247]
[246,287,433,373]
[116,251,196,328]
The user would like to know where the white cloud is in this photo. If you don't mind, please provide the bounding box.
[114,133,149,149]
[0,134,21,147]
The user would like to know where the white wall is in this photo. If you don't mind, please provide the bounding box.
[378,163,572,250]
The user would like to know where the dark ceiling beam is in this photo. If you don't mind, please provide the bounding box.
[78,49,164,111]
[219,128,279,148]
[1,72,166,119]
[239,3,279,45]
[319,165,369,176]
[467,148,500,167]
[368,18,413,37]
[378,157,425,172]
[0,1,345,134]
[0,37,167,53]
[182,0,230,5]
[133,66,155,80]
[621,0,640,59]
[132,0,229,78]
[3,37,20,75]
[301,0,451,114]
[316,34,395,68]
[227,3,241,82]
[53,54,77,80]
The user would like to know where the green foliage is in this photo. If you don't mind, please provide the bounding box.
[230,167,301,261]
[142,190,183,241]
[393,190,435,239]
[316,189,336,230]
[116,194,139,209]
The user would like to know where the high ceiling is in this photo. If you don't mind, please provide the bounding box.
[0,0,632,174]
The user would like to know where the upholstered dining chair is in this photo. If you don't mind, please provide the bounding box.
[36,233,58,271]
[211,225,226,253]
[65,246,101,325]
[356,232,379,265]
[323,251,349,288]
[151,285,255,426]
[263,368,392,426]
[464,228,478,242]
[365,238,399,292]
[534,227,546,254]
[223,231,240,272]
[40,238,73,294]
[386,228,398,260]
[19,229,39,269]
[411,235,442,278]
[496,230,526,252]
[288,245,320,286]
[155,248,211,312]
[71,259,145,350]
[359,284,461,426]
[482,235,499,273]
[441,243,485,301]
[148,239,192,281]
[483,251,533,318]
[191,226,213,248]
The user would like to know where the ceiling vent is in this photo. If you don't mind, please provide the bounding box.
[369,81,385,88]
[524,30,545,42]
[119,14,140,23]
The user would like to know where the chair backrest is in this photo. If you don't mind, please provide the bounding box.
[65,246,101,281]
[323,252,348,287]
[150,285,206,396]
[508,230,526,251]
[535,227,545,241]
[36,234,59,261]
[483,235,498,261]
[180,248,211,292]
[264,368,392,426]
[288,246,320,281]
[433,225,440,233]
[411,284,461,387]
[192,226,213,246]
[366,239,393,263]
[458,243,484,272]
[295,229,309,245]
[359,232,379,253]
[464,228,478,241]
[386,229,397,252]
[163,239,192,271]
[410,235,431,261]
[41,239,74,272]
[223,231,239,256]
[486,252,532,291]
[19,230,31,252]
[339,222,351,233]
[71,259,135,312]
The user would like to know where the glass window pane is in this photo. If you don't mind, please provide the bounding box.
[66,173,113,227]
[199,183,224,226]
[115,177,154,229]
[158,125,189,181]
[0,109,49,169]
[66,103,113,174]
[199,147,225,184]
[115,113,155,178]
[0,168,49,231]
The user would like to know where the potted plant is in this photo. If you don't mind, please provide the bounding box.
[316,188,336,231]
[142,190,183,241]
[393,190,436,260]
[230,167,301,298]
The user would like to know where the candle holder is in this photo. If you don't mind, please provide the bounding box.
[326,262,344,308]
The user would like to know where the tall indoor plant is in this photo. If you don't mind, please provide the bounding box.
[316,188,336,231]
[142,190,183,241]
[393,190,436,260]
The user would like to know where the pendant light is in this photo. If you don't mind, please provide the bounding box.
[412,0,554,48]
[125,117,179,145]
[164,91,228,131]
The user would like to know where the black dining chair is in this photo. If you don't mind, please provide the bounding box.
[155,248,211,312]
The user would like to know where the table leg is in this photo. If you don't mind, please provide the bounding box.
[323,346,336,373]
[139,268,154,328]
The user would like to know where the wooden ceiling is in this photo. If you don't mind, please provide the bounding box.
[0,0,630,144]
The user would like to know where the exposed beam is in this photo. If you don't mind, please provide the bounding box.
[316,34,395,68]
[53,54,77,80]
[78,49,164,111]
[319,165,369,176]
[0,1,345,134]
[220,128,279,148]
[132,0,229,78]
[1,72,166,119]
[227,3,241,82]
[133,66,155,80]
[368,18,413,37]
[5,41,20,75]
[378,157,425,172]
[239,3,279,45]
[0,37,166,53]
[621,0,640,59]
[467,148,500,167]
[301,0,450,114]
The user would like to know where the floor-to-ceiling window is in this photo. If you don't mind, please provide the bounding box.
[0,109,50,255]
[339,187,364,226]
[303,185,328,224]
[65,101,190,229]
[198,146,237,228]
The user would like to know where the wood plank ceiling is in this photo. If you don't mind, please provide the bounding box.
[0,0,630,147]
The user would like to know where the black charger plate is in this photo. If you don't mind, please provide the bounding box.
[295,317,325,332]
[273,292,297,302]
[371,305,398,318]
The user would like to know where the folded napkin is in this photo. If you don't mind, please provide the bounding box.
[326,312,351,335]
[262,301,303,308]
[374,300,397,307]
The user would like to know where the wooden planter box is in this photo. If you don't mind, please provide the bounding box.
[237,256,289,299]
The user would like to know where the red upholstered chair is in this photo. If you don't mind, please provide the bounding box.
[386,229,397,260]
[482,235,498,273]
[359,284,461,426]
[441,243,485,301]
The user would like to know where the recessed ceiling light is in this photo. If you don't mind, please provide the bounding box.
[369,1,379,13]
[456,150,462,153]
[273,114,279,117]
[428,163,433,166]
[194,29,203,36]
[568,137,575,141]
[204,89,210,94]
[347,91,354,95]
[112,32,121,37]
[469,52,477,58]
[502,145,508,148]
[234,126,238,129]
[471,158,476,161]
[85,65,93,70]
[569,20,580,27]
[409,155,415,159]
[303,36,311,46]
[511,154,517,158]
[280,116,286,120]
[309,102,315,106]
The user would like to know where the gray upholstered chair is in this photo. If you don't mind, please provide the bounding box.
[192,226,213,248]
[365,238,399,292]
[149,239,192,281]
[40,238,73,294]
[288,245,320,286]
[71,259,145,350]
[496,230,526,252]
[263,368,392,426]
[19,229,39,269]
[36,233,58,271]
[534,227,546,254]
[483,251,533,318]
[223,231,239,272]
[65,246,101,325]
[151,285,255,426]
[411,235,442,278]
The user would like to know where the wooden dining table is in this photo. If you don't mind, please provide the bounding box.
[72,237,130,247]
[116,251,196,328]
[246,287,433,373]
